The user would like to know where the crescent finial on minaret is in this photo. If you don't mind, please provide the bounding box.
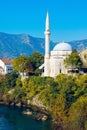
[46,11,50,31]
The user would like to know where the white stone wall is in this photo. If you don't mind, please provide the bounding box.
[5,65,13,74]
[0,60,5,74]
[0,60,5,69]
[0,60,13,75]
[44,58,50,77]
[51,50,72,57]
[49,50,72,77]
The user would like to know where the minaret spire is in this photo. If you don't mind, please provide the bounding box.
[44,12,51,76]
[44,11,50,58]
[46,12,50,31]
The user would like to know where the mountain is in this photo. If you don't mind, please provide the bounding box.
[69,39,87,51]
[0,32,87,59]
[0,32,45,59]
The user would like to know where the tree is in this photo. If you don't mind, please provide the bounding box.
[68,96,87,130]
[74,74,87,98]
[0,72,18,95]
[12,55,33,74]
[55,74,67,90]
[29,52,44,70]
[52,94,67,130]
[55,74,77,107]
[64,51,83,69]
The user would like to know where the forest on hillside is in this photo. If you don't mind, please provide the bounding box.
[0,72,87,130]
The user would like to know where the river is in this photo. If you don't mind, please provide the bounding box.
[0,105,52,130]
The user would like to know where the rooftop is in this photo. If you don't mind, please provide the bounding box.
[0,58,12,64]
[53,42,72,51]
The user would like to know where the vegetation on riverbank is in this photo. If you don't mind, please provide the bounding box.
[0,72,87,129]
[0,51,87,130]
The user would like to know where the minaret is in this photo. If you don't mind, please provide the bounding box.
[44,12,50,58]
[44,12,51,76]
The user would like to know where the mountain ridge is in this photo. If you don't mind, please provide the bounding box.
[0,32,87,59]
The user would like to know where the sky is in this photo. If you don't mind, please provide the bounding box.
[0,0,87,42]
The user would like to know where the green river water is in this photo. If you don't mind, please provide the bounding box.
[0,105,52,130]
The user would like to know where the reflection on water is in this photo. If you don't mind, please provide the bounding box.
[0,105,52,130]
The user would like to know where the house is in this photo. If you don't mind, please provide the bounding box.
[0,58,13,75]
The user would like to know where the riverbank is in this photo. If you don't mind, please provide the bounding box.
[0,97,50,122]
[0,104,52,130]
[1,73,87,129]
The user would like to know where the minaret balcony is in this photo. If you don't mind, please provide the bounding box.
[44,31,50,35]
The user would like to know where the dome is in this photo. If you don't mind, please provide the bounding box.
[53,42,72,51]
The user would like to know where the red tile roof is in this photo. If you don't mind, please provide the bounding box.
[0,58,12,64]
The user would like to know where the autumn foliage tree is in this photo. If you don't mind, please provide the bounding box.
[12,55,33,74]
[68,96,87,130]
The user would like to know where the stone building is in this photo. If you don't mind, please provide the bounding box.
[44,12,72,77]
[0,58,13,75]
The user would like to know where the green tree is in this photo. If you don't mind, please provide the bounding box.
[16,77,22,88]
[13,77,27,101]
[0,72,18,95]
[12,55,33,74]
[55,74,77,107]
[0,75,4,84]
[38,77,58,108]
[29,52,44,70]
[26,76,47,99]
[68,96,87,130]
[0,75,5,95]
[74,74,87,98]
[55,74,67,90]
[64,51,83,69]
[52,94,67,130]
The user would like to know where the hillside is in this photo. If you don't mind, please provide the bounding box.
[69,39,87,51]
[0,32,87,59]
[0,32,45,59]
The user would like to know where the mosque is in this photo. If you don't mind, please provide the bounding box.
[44,12,72,77]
